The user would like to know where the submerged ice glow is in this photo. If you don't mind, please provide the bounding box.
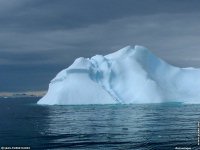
[38,45,200,105]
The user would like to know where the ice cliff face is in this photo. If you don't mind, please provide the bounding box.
[37,45,200,105]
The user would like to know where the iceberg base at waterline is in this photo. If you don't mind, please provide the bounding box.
[37,45,200,105]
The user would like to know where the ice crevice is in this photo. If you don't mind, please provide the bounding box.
[89,57,124,104]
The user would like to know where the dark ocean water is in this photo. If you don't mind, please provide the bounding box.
[0,98,200,150]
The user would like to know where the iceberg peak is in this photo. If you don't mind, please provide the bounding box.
[38,45,200,105]
[134,45,147,50]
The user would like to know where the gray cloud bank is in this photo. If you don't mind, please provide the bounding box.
[1,0,200,91]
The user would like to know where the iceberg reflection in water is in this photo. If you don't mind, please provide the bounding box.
[0,98,199,149]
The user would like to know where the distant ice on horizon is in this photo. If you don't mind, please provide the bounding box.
[37,45,200,105]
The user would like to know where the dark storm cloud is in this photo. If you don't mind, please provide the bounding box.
[1,0,200,91]
[1,0,200,32]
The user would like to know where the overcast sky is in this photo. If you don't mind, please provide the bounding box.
[1,0,200,92]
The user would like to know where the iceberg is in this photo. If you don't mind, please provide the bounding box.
[37,45,200,105]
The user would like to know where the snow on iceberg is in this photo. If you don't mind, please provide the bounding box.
[37,45,200,105]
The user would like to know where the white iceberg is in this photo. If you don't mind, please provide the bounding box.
[37,45,200,105]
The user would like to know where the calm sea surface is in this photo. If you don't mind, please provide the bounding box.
[0,97,200,150]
